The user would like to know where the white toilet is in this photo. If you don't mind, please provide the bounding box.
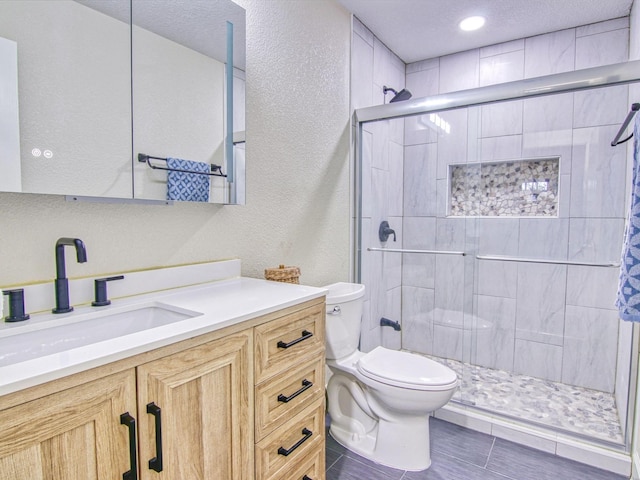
[324,282,458,471]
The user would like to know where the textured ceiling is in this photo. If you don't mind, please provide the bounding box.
[337,0,634,63]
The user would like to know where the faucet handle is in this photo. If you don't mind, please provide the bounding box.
[3,289,30,322]
[378,221,397,242]
[92,275,125,307]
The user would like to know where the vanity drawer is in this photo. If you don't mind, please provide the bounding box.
[270,445,325,480]
[255,356,325,441]
[255,302,325,384]
[255,397,325,480]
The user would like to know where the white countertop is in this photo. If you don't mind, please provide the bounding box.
[0,276,327,396]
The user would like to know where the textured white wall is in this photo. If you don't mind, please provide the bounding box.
[0,0,352,288]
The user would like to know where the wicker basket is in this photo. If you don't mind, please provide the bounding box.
[264,264,301,284]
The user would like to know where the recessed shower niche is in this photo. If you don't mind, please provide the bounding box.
[449,157,560,217]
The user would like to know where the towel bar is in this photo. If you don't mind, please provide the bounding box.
[611,103,640,146]
[367,247,466,256]
[476,255,619,267]
[138,153,226,177]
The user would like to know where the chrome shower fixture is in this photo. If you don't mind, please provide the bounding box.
[383,85,412,103]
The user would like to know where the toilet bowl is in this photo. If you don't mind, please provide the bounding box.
[324,282,458,471]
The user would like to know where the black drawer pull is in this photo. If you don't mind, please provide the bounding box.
[146,402,164,472]
[277,428,313,456]
[120,412,138,480]
[277,330,313,349]
[278,379,313,403]
[303,476,313,480]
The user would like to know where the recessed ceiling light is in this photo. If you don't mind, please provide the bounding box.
[459,16,486,32]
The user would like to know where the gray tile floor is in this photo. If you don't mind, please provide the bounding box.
[325,417,628,480]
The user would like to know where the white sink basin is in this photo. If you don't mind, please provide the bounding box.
[0,303,202,367]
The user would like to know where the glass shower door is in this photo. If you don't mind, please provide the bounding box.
[397,105,479,406]
[356,70,637,449]
[460,90,631,446]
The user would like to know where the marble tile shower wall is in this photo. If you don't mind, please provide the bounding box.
[354,15,634,407]
[352,18,406,354]
[400,17,630,396]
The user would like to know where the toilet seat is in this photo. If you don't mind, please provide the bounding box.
[357,347,458,391]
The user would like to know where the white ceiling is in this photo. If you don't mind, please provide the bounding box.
[337,0,634,63]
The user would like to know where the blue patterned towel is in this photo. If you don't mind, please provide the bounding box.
[166,157,210,202]
[617,114,640,321]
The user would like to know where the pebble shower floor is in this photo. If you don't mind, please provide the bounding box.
[428,355,623,443]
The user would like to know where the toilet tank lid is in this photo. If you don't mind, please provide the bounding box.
[357,347,458,388]
[323,282,365,303]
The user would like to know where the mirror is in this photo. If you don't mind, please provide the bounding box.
[0,0,246,204]
[130,0,246,204]
[0,0,132,198]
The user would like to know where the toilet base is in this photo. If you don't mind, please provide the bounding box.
[329,413,432,471]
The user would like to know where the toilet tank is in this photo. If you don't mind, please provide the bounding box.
[323,282,365,360]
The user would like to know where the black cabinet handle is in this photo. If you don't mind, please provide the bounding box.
[303,476,313,480]
[146,402,164,472]
[278,379,313,403]
[277,330,313,349]
[277,428,313,456]
[120,412,138,480]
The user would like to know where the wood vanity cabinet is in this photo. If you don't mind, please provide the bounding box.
[254,300,326,480]
[0,369,137,479]
[0,297,325,480]
[0,330,251,480]
[136,330,253,479]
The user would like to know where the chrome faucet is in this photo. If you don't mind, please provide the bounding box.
[52,237,87,314]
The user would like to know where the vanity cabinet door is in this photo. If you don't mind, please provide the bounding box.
[0,369,137,480]
[137,329,253,480]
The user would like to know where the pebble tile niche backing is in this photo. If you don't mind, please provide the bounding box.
[449,158,560,217]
